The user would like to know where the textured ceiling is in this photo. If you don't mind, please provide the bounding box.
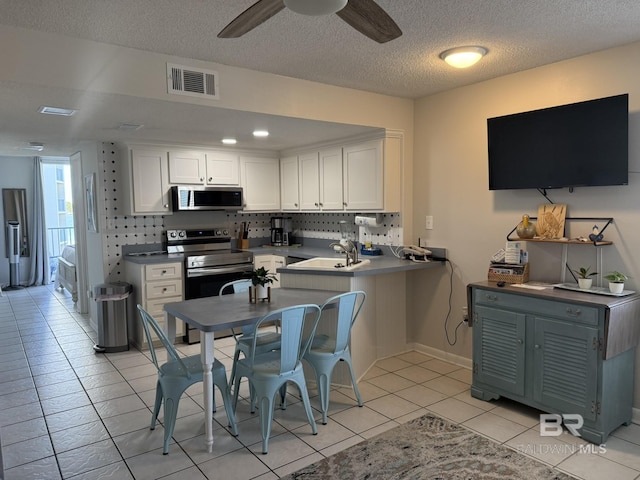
[2,0,640,155]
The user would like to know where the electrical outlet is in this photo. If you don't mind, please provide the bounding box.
[462,306,469,322]
[425,216,433,230]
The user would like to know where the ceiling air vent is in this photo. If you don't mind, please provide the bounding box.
[167,63,219,99]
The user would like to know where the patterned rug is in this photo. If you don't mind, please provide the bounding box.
[284,413,575,479]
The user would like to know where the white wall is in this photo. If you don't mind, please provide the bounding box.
[411,41,640,408]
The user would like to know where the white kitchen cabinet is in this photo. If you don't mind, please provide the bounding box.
[299,152,320,210]
[168,149,206,184]
[297,148,343,211]
[168,149,239,185]
[254,254,285,288]
[240,156,280,211]
[125,261,184,349]
[343,139,383,211]
[123,147,172,215]
[319,147,344,210]
[280,155,300,210]
[205,150,239,185]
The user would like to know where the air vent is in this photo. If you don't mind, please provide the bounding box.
[167,63,219,99]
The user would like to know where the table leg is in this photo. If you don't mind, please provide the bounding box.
[165,312,176,364]
[201,331,215,452]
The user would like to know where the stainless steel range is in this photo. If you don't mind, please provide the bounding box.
[166,227,254,343]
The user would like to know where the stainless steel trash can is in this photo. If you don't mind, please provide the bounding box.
[93,282,132,353]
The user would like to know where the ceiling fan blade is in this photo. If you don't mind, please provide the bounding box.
[218,0,286,38]
[336,0,402,43]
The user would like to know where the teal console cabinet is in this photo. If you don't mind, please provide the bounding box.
[468,281,640,444]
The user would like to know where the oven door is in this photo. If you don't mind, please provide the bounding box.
[183,264,253,343]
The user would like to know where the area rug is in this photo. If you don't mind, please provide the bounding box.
[284,413,575,479]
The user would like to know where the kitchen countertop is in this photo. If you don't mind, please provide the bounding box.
[122,242,447,276]
[255,244,447,277]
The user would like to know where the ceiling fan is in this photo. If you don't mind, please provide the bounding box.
[218,0,402,44]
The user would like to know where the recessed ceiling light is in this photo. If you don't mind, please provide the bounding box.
[222,138,237,145]
[22,142,45,152]
[37,105,77,116]
[253,130,269,138]
[439,46,488,69]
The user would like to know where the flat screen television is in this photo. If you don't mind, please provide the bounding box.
[487,94,629,190]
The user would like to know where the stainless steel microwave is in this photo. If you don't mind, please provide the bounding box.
[171,186,243,211]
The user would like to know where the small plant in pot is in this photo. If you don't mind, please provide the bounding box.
[604,271,629,294]
[251,267,278,299]
[573,266,597,290]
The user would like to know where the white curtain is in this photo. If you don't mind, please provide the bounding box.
[27,157,49,286]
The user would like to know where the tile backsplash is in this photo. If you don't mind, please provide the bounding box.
[100,143,402,281]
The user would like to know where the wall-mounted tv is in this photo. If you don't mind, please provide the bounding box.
[488,94,629,190]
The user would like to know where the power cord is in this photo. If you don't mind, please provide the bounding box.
[442,258,465,346]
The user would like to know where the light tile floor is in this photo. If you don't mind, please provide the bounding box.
[1,285,640,479]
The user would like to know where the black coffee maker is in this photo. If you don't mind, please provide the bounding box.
[270,216,292,246]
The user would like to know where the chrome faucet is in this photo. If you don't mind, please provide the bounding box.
[329,240,359,266]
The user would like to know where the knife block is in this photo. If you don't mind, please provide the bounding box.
[238,238,249,250]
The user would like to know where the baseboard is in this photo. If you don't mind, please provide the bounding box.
[408,342,472,370]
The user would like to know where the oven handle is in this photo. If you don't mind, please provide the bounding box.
[186,264,253,278]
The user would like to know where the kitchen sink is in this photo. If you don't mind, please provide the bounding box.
[287,257,371,271]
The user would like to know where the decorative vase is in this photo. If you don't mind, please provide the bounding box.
[516,214,536,239]
[578,278,593,290]
[609,282,624,294]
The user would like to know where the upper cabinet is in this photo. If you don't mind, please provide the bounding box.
[168,149,239,185]
[123,147,172,216]
[343,140,383,210]
[280,155,300,210]
[240,156,281,211]
[280,134,401,213]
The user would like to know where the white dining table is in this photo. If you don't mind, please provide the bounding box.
[163,287,337,452]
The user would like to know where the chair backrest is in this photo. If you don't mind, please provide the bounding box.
[136,304,191,378]
[319,291,366,353]
[219,279,252,295]
[249,304,321,373]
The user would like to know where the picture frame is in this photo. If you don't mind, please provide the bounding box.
[85,173,98,233]
[536,203,566,239]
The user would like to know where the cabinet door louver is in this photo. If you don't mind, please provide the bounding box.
[533,318,598,420]
[474,306,525,396]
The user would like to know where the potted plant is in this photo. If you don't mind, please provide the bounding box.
[573,266,597,290]
[251,266,278,299]
[604,271,629,294]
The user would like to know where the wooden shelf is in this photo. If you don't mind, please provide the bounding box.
[506,216,613,246]
[506,237,612,246]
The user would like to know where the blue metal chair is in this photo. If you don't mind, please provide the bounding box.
[303,291,366,424]
[136,304,238,454]
[220,280,282,390]
[232,304,321,454]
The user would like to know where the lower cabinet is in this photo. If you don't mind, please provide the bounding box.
[125,261,184,349]
[469,282,640,444]
[254,254,285,288]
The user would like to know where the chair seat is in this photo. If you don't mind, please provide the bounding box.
[237,351,293,376]
[160,355,226,378]
[307,334,336,354]
[237,331,281,351]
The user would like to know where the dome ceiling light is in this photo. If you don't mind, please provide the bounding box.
[439,46,488,69]
[284,0,347,16]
